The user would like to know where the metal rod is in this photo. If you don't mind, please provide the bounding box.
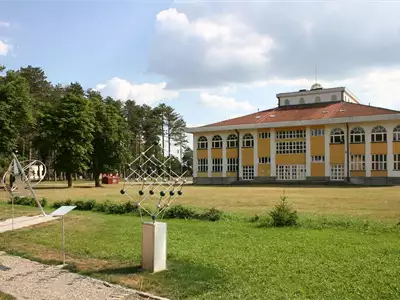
[62,216,65,265]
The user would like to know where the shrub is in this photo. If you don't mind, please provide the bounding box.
[269,196,298,227]
[52,201,63,209]
[122,201,138,214]
[199,207,223,222]
[81,199,96,211]
[40,197,48,207]
[164,205,198,219]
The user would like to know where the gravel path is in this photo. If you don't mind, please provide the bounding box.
[0,252,167,300]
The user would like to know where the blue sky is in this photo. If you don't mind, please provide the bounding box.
[1,0,400,135]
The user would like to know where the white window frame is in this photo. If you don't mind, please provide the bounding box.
[371,154,387,171]
[276,130,306,140]
[277,165,306,180]
[394,154,400,171]
[197,158,208,172]
[299,98,305,104]
[197,136,208,149]
[311,156,325,163]
[227,134,238,148]
[371,126,387,143]
[212,158,223,172]
[258,157,271,164]
[350,154,365,171]
[242,133,254,148]
[227,158,238,172]
[276,141,306,154]
[330,164,344,181]
[212,135,223,149]
[311,129,325,136]
[393,126,400,142]
[350,127,365,144]
[258,132,270,139]
[242,165,254,180]
[330,128,344,144]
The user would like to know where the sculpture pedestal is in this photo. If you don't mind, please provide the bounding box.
[141,222,167,273]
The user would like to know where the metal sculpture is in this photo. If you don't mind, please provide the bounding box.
[120,143,187,223]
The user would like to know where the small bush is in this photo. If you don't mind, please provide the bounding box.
[122,201,138,214]
[52,201,63,209]
[164,205,198,219]
[269,196,298,227]
[40,197,48,207]
[81,199,96,211]
[249,214,260,223]
[199,207,223,222]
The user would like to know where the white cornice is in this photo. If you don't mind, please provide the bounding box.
[276,87,345,98]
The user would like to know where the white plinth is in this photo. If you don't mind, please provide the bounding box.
[141,222,167,273]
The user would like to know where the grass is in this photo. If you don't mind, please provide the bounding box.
[0,291,15,300]
[2,182,400,222]
[1,202,400,300]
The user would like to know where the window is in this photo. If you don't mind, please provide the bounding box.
[242,166,254,180]
[312,156,324,163]
[394,126,400,141]
[242,133,254,147]
[315,96,321,103]
[198,159,208,172]
[350,127,365,143]
[227,134,238,148]
[371,126,387,142]
[227,158,238,172]
[277,165,306,180]
[330,164,344,181]
[331,95,338,101]
[212,135,223,148]
[372,154,387,171]
[276,141,306,154]
[350,155,365,171]
[299,98,305,104]
[284,99,290,105]
[330,128,344,144]
[197,136,208,149]
[212,158,223,172]
[258,132,270,139]
[259,157,271,164]
[394,154,400,170]
[311,129,325,136]
[276,130,306,139]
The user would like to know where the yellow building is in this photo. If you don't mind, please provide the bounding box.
[186,84,400,185]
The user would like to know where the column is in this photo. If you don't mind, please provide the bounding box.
[324,125,330,178]
[193,135,198,178]
[387,124,394,177]
[221,133,227,177]
[344,125,348,180]
[270,128,276,178]
[238,132,243,179]
[306,127,311,177]
[365,125,372,177]
[207,134,212,178]
[253,130,258,178]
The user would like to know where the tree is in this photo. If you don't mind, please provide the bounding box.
[181,146,193,176]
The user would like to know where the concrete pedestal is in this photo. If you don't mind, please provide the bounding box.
[141,222,167,273]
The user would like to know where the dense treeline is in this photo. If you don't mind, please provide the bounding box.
[0,65,192,187]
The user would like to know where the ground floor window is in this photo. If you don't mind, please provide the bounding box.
[242,165,254,180]
[227,158,238,172]
[198,159,208,172]
[350,154,365,171]
[330,164,344,180]
[394,154,400,171]
[372,154,387,171]
[277,165,306,180]
[212,158,223,172]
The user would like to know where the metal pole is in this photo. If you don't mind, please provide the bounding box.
[12,196,14,230]
[62,216,65,265]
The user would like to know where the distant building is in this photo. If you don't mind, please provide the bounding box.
[185,84,400,185]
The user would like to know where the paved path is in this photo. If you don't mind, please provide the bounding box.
[0,252,167,300]
[0,215,59,233]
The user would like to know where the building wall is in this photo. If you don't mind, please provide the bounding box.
[279,91,342,106]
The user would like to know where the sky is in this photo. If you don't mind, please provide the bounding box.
[1,0,400,153]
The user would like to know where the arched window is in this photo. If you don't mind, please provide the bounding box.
[350,127,365,143]
[393,125,400,141]
[331,95,338,101]
[197,136,208,149]
[212,135,223,148]
[227,134,238,148]
[299,98,305,104]
[315,96,321,103]
[242,133,254,148]
[371,126,387,142]
[284,99,290,105]
[330,128,344,144]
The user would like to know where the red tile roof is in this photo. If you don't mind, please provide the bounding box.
[203,101,399,128]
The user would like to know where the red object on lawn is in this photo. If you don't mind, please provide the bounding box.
[101,173,120,184]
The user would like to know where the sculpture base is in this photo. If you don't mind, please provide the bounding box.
[141,222,167,273]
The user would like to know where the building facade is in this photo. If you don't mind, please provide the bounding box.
[186,85,400,185]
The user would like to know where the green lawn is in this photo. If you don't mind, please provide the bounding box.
[1,204,399,300]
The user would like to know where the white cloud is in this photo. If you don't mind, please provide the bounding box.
[95,77,179,105]
[0,40,9,56]
[199,92,255,111]
[0,21,10,28]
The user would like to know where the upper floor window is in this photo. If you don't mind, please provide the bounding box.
[330,128,344,144]
[311,129,325,136]
[331,95,338,101]
[394,125,400,141]
[350,127,365,143]
[242,133,254,148]
[315,96,321,103]
[197,136,208,149]
[284,99,290,105]
[299,98,305,104]
[259,132,270,139]
[212,135,223,148]
[227,134,238,148]
[371,126,387,142]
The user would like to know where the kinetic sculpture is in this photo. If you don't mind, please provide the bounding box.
[120,143,188,273]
